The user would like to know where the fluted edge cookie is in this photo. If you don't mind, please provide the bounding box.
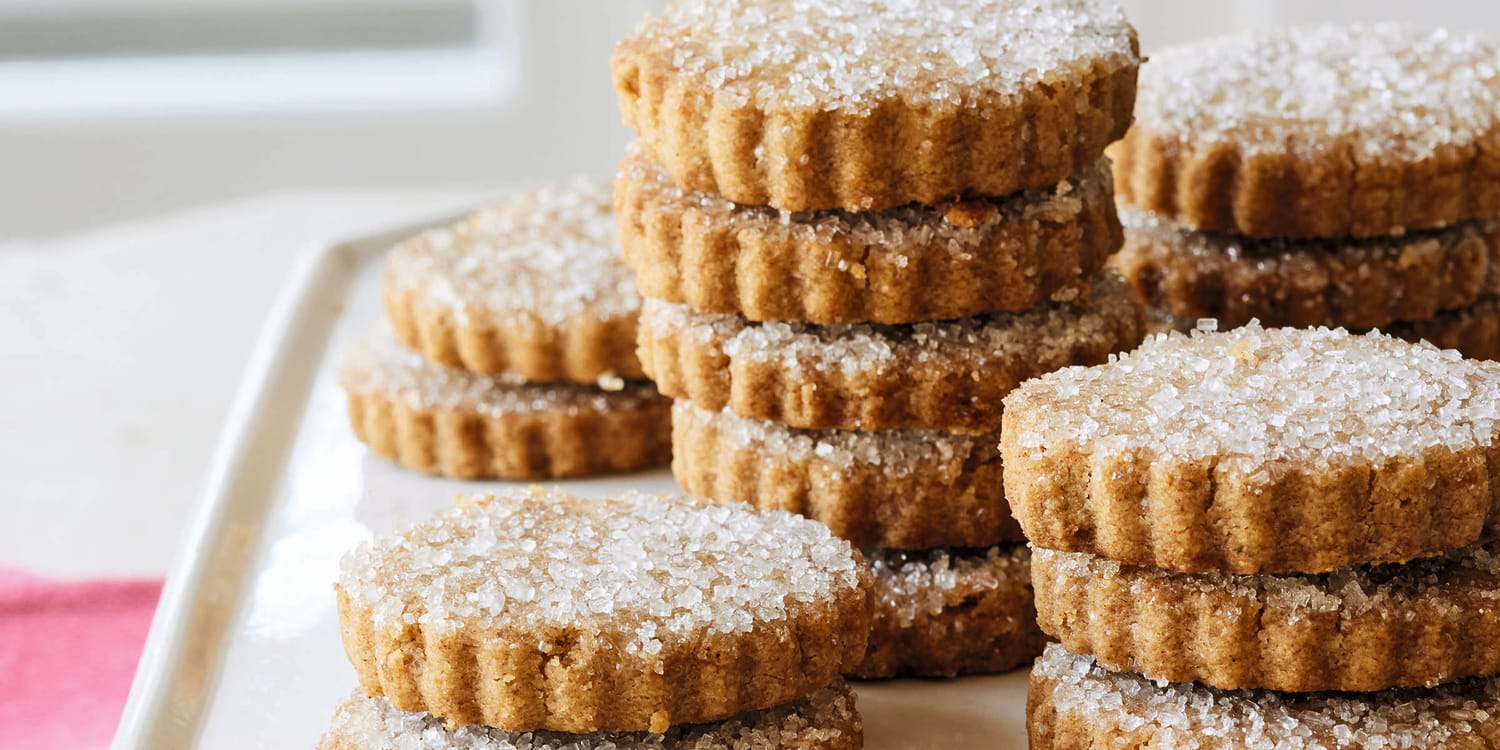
[618,146,1121,324]
[672,400,1020,549]
[1389,295,1500,362]
[611,0,1139,212]
[1002,323,1500,574]
[384,178,645,381]
[1112,24,1500,238]
[1028,644,1500,749]
[1033,544,1500,693]
[317,683,862,750]
[1113,208,1500,330]
[339,329,670,479]
[336,489,871,733]
[854,545,1044,679]
[640,269,1144,434]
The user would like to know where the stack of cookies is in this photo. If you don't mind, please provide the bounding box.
[339,180,672,479]
[610,0,1145,677]
[318,486,872,748]
[1004,323,1500,747]
[1110,25,1500,360]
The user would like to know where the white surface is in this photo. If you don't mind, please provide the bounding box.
[114,213,1030,749]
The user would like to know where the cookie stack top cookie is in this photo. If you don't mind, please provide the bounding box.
[613,0,1140,212]
[1115,24,1500,239]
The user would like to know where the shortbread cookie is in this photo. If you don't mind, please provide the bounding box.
[640,270,1143,434]
[1029,644,1500,749]
[384,179,643,381]
[855,545,1042,679]
[1113,24,1500,238]
[617,146,1121,324]
[339,329,670,479]
[672,401,1020,549]
[1033,544,1500,693]
[1389,295,1500,362]
[1113,208,1500,329]
[318,682,862,750]
[336,488,870,733]
[611,0,1139,213]
[1002,323,1500,574]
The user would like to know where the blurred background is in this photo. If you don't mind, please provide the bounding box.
[3,0,1500,239]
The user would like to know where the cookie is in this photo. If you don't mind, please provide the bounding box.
[1112,207,1500,330]
[1389,295,1500,362]
[671,400,1019,549]
[318,682,861,750]
[384,178,643,381]
[617,145,1121,324]
[854,545,1043,679]
[611,0,1139,212]
[1002,323,1500,574]
[1028,644,1500,749]
[1033,543,1500,693]
[336,488,870,733]
[339,329,670,479]
[639,269,1143,434]
[1112,24,1500,238]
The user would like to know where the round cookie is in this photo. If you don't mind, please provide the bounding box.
[1112,207,1500,330]
[339,329,670,479]
[1389,295,1500,362]
[1002,323,1500,575]
[1033,543,1500,693]
[1029,644,1500,749]
[617,145,1122,324]
[384,178,642,381]
[318,682,862,750]
[639,270,1144,434]
[1113,24,1500,239]
[611,0,1139,213]
[336,488,870,733]
[671,400,1020,549]
[854,545,1043,679]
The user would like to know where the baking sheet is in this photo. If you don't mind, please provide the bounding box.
[114,215,1030,749]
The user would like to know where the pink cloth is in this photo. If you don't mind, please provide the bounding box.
[0,568,162,750]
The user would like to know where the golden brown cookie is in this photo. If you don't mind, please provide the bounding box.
[338,329,670,479]
[1112,24,1500,238]
[1033,544,1500,693]
[639,270,1143,434]
[1029,644,1500,749]
[1002,323,1500,575]
[1112,207,1500,330]
[1388,295,1500,362]
[617,145,1121,324]
[854,545,1043,679]
[611,0,1139,212]
[318,682,862,750]
[384,178,643,381]
[671,400,1020,549]
[336,488,871,733]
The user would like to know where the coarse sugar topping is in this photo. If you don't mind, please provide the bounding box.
[674,400,994,481]
[619,0,1138,114]
[866,546,1028,629]
[338,488,864,661]
[323,682,858,750]
[641,270,1136,376]
[1004,322,1500,466]
[338,328,662,416]
[621,142,1113,254]
[1036,543,1500,623]
[1137,24,1500,160]
[1034,644,1500,748]
[385,178,638,328]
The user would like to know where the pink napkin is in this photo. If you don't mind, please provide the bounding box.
[0,567,162,750]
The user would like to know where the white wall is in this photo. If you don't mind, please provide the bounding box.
[4,0,1500,239]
